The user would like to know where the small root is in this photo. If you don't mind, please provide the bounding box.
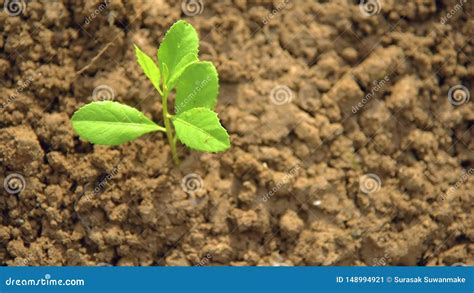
[76,42,114,75]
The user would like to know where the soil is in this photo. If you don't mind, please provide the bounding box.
[0,0,473,266]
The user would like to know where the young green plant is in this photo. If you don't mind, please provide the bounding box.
[71,20,230,164]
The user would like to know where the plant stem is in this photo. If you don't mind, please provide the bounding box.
[162,87,180,165]
[155,125,167,132]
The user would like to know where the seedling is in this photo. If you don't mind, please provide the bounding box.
[71,20,230,164]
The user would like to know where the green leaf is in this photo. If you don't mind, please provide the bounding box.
[162,63,169,84]
[158,20,199,89]
[172,107,230,153]
[175,61,219,114]
[167,52,198,90]
[71,101,164,145]
[134,44,161,92]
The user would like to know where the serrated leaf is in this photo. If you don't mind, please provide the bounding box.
[174,61,219,114]
[172,107,230,153]
[158,20,199,89]
[134,44,161,92]
[71,101,164,145]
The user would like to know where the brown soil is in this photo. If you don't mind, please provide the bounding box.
[0,0,473,266]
